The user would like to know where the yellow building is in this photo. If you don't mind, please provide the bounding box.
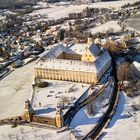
[35,38,111,84]
[81,43,100,62]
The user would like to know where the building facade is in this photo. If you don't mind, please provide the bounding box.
[35,39,111,84]
[35,68,98,84]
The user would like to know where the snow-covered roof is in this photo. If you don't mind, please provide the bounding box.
[95,51,111,72]
[41,43,101,60]
[41,44,76,59]
[37,51,111,74]
[37,59,97,73]
[89,44,100,57]
[37,43,111,74]
[69,43,87,55]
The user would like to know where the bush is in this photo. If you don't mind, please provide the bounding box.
[38,82,49,88]
[132,105,140,111]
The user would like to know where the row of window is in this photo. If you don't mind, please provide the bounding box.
[35,69,97,83]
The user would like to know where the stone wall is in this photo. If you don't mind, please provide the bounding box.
[32,115,56,126]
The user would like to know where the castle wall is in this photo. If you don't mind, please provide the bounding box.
[32,115,56,126]
[0,0,36,8]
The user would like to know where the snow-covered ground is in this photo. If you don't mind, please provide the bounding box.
[29,0,135,20]
[0,62,35,120]
[100,92,140,140]
[70,106,107,137]
[33,2,48,9]
[32,80,90,118]
[70,83,112,137]
[0,125,71,140]
[133,61,140,71]
[0,15,5,20]
[84,21,122,34]
[124,13,140,32]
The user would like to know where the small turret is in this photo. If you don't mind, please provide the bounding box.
[23,100,33,122]
[55,103,63,128]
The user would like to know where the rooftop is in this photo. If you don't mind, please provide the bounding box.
[40,44,77,60]
[69,43,87,55]
[36,59,97,72]
[36,43,111,73]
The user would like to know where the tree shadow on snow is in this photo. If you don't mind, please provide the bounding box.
[71,108,100,128]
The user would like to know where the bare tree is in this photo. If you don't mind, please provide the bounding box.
[87,102,93,116]
[117,62,130,84]
[104,41,127,54]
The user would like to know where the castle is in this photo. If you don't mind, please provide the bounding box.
[35,38,111,84]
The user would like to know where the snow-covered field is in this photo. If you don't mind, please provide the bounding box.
[84,21,122,34]
[29,0,135,20]
[0,125,71,140]
[101,92,140,140]
[0,62,35,119]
